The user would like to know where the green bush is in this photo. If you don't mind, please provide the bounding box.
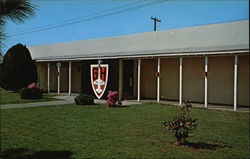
[0,44,37,91]
[19,87,43,99]
[74,94,94,105]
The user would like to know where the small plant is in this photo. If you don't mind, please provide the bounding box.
[19,87,43,99]
[162,101,197,145]
[106,90,121,107]
[75,94,94,105]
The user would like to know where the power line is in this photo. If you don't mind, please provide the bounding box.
[11,1,165,36]
[9,0,168,37]
[11,1,144,34]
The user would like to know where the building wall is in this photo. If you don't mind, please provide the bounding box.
[36,61,82,93]
[238,55,249,106]
[36,62,47,88]
[133,60,138,98]
[137,54,249,106]
[141,59,157,99]
[72,62,81,92]
[35,53,249,106]
[160,58,179,100]
[50,63,58,91]
[208,56,234,105]
[81,59,119,99]
[60,62,69,92]
[183,57,204,103]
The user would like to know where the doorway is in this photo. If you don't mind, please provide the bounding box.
[123,60,134,98]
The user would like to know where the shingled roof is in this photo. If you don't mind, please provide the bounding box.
[28,20,249,61]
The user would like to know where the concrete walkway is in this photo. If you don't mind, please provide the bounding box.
[138,99,250,113]
[1,95,248,112]
[0,95,141,109]
[1,96,75,109]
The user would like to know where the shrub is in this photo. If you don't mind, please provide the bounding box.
[0,44,37,91]
[106,90,120,107]
[162,101,198,145]
[75,94,94,105]
[40,87,48,94]
[19,87,43,99]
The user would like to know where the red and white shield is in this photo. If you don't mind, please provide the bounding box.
[90,64,109,99]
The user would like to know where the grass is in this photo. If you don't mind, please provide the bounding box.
[0,88,60,104]
[0,103,249,159]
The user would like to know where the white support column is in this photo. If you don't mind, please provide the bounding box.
[204,56,208,108]
[56,62,61,95]
[157,58,161,103]
[234,55,238,111]
[137,59,141,101]
[68,61,72,95]
[47,62,50,93]
[179,57,183,105]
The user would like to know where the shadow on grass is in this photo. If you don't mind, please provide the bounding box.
[1,148,74,159]
[186,141,232,150]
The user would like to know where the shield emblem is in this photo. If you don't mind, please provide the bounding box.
[90,64,109,99]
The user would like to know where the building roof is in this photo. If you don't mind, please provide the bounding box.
[28,20,249,61]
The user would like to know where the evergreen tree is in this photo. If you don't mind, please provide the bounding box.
[0,43,37,91]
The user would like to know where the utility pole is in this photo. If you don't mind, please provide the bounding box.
[151,17,161,31]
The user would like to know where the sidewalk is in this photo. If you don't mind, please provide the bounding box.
[137,99,250,113]
[1,95,142,109]
[1,96,248,112]
[1,96,75,109]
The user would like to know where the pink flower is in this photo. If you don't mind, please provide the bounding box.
[28,83,36,88]
[106,90,119,107]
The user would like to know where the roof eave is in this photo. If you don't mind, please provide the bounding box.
[34,49,249,62]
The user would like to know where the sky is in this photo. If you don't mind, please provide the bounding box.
[2,0,249,54]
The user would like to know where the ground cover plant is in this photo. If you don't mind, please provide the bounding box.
[0,88,59,104]
[0,103,249,159]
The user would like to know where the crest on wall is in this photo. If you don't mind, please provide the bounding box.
[90,64,109,99]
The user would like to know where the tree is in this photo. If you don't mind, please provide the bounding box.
[0,0,36,53]
[0,43,37,91]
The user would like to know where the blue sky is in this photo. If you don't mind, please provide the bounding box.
[2,0,249,54]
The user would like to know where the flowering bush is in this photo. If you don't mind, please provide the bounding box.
[106,90,120,107]
[28,83,37,88]
[162,101,197,145]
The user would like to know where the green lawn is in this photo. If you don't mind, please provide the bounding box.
[0,88,60,104]
[1,103,249,159]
